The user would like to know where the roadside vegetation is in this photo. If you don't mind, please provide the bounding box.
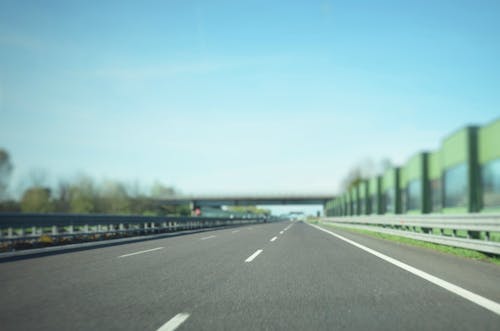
[0,148,190,216]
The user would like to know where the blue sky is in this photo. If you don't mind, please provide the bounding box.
[1,0,499,212]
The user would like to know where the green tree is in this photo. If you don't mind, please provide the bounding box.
[69,176,96,213]
[151,181,177,199]
[54,180,71,212]
[20,187,54,213]
[99,180,130,214]
[0,200,20,212]
[227,205,271,215]
[0,149,13,200]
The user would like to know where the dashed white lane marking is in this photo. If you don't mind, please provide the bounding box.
[270,236,277,242]
[118,247,164,258]
[232,230,240,233]
[279,231,284,234]
[156,313,190,331]
[309,223,500,316]
[200,235,216,240]
[245,249,263,263]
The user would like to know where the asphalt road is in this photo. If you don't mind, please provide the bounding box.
[0,220,499,330]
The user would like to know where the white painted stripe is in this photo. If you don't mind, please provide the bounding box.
[232,230,240,233]
[270,236,277,242]
[279,231,284,234]
[200,235,216,240]
[309,223,500,316]
[156,313,190,331]
[118,247,164,258]
[245,249,263,263]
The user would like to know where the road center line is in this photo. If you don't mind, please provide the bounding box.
[200,235,216,240]
[270,236,277,242]
[156,313,190,331]
[279,231,284,234]
[245,249,263,262]
[118,247,164,258]
[309,223,500,316]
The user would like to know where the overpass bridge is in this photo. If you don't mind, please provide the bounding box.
[156,194,335,213]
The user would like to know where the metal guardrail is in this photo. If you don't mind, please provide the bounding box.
[0,213,266,244]
[321,214,500,255]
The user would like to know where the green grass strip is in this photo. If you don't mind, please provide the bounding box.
[311,220,500,265]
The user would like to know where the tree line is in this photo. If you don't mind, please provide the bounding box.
[0,149,190,216]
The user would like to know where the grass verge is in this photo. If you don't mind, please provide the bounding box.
[314,221,500,265]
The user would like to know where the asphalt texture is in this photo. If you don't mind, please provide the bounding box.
[0,220,499,330]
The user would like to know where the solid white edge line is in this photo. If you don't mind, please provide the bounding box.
[200,235,216,240]
[156,312,190,331]
[270,236,277,242]
[245,249,263,262]
[308,223,500,316]
[118,247,164,258]
[232,230,240,233]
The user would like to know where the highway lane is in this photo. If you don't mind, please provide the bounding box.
[0,220,498,330]
[315,223,500,303]
[0,221,287,330]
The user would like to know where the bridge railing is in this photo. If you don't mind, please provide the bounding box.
[0,213,266,247]
[321,214,500,255]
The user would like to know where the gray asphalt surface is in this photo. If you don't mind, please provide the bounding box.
[0,220,498,330]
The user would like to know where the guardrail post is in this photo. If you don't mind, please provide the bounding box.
[467,231,480,239]
[18,228,25,237]
[52,225,58,236]
[144,222,148,233]
[32,226,37,236]
[7,227,13,238]
[83,225,89,233]
[119,223,124,232]
[485,231,490,241]
[67,225,74,234]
